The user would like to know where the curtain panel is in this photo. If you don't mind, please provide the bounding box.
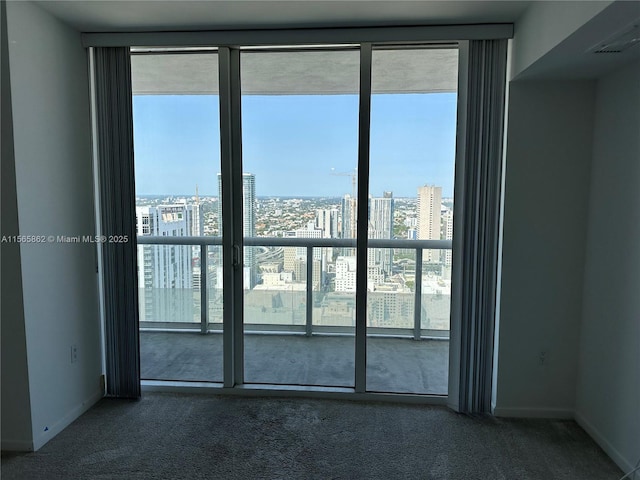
[93,47,140,398]
[457,39,508,413]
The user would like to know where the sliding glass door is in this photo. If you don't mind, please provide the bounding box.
[131,50,224,382]
[240,48,360,387]
[131,43,457,396]
[366,46,458,394]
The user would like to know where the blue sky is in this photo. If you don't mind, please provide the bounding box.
[133,93,457,197]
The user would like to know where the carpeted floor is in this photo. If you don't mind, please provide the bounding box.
[1,393,622,479]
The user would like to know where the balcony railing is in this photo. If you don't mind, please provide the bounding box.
[137,236,452,340]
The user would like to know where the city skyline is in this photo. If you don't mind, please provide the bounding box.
[133,192,452,329]
[136,192,454,200]
[135,181,454,242]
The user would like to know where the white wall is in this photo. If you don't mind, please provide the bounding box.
[0,0,34,451]
[511,0,611,79]
[6,1,103,450]
[495,81,595,417]
[576,61,640,472]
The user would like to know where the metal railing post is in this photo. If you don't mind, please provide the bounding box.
[200,244,208,334]
[413,248,423,340]
[306,246,313,337]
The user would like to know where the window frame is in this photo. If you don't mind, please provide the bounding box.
[90,25,511,407]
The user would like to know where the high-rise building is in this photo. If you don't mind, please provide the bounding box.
[294,223,322,260]
[284,257,322,291]
[136,201,202,322]
[369,192,394,239]
[283,223,324,287]
[218,173,256,288]
[242,173,256,288]
[335,256,357,293]
[369,191,395,276]
[417,185,442,263]
[367,290,414,328]
[442,209,454,266]
[340,194,357,256]
[340,194,357,239]
[315,208,339,239]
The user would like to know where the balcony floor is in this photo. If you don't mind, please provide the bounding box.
[141,331,448,395]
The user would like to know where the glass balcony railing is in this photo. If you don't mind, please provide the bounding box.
[137,236,451,339]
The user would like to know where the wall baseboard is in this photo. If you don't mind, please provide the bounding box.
[1,438,34,452]
[575,410,634,474]
[447,401,460,413]
[494,406,634,473]
[31,388,104,451]
[493,406,574,419]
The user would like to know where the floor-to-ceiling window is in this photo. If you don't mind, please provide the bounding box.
[131,50,224,382]
[366,46,457,394]
[240,48,360,387]
[131,43,457,396]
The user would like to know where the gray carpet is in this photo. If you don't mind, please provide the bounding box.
[141,332,449,394]
[1,393,623,480]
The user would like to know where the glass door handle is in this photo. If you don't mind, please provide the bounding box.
[232,244,241,268]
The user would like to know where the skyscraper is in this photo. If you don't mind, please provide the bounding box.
[340,194,357,239]
[136,201,202,322]
[315,208,339,239]
[442,208,454,267]
[283,222,324,288]
[340,194,357,256]
[335,256,357,293]
[417,185,442,262]
[369,191,395,276]
[217,173,256,288]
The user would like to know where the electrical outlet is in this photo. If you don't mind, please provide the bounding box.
[539,350,548,366]
[71,345,78,363]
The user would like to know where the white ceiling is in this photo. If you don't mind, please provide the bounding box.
[515,2,640,79]
[31,0,639,80]
[34,1,532,33]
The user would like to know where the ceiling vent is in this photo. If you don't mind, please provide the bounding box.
[589,22,640,54]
